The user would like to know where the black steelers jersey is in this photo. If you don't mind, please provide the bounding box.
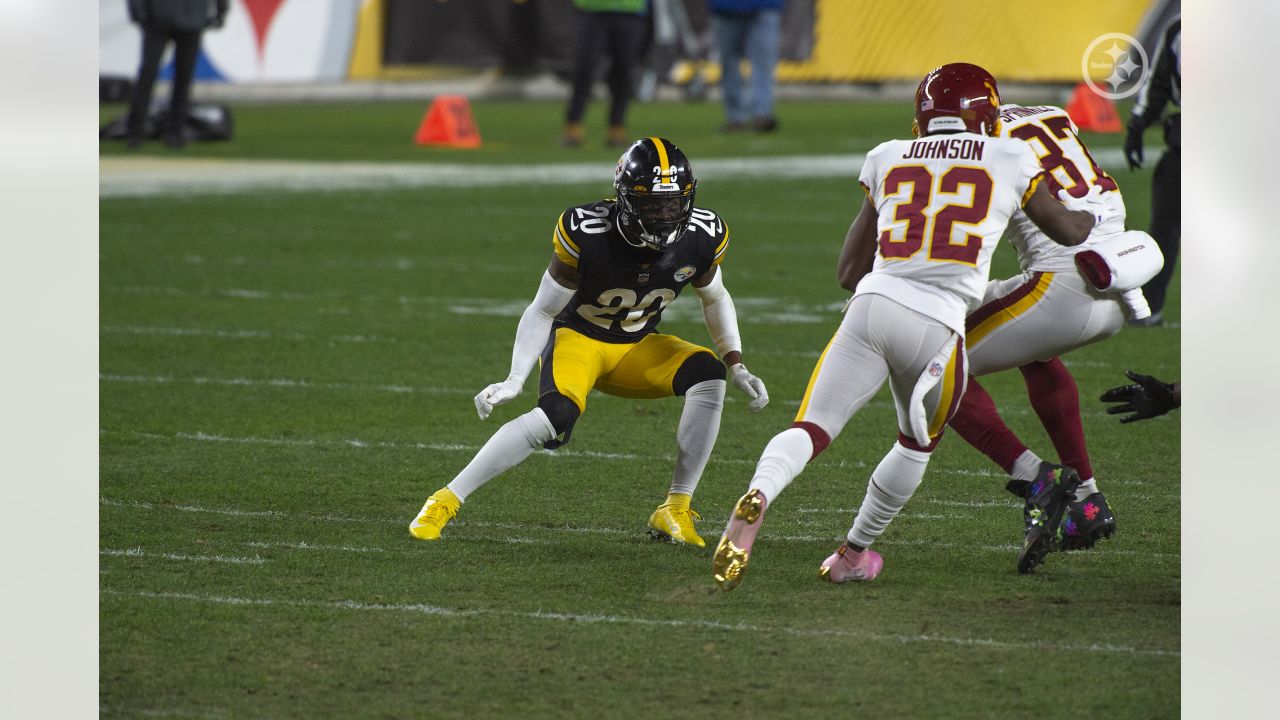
[551,199,730,343]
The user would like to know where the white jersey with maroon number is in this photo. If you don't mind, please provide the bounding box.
[856,132,1045,335]
[998,104,1128,272]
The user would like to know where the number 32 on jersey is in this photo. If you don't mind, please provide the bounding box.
[877,165,994,265]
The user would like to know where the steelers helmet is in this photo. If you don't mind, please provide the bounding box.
[613,137,697,251]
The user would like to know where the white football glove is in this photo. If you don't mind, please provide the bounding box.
[730,363,769,413]
[1057,185,1114,226]
[474,376,523,420]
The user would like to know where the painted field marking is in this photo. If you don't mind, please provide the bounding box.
[100,150,1133,198]
[99,497,1179,560]
[101,547,267,565]
[100,427,1178,489]
[100,588,1178,658]
[101,286,1184,336]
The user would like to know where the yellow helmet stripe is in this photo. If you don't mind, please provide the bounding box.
[648,136,671,179]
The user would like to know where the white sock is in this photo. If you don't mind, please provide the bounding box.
[669,379,726,497]
[1075,477,1098,501]
[447,408,555,502]
[1010,449,1044,483]
[848,442,930,548]
[747,427,814,504]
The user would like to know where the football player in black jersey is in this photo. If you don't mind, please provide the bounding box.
[410,137,769,547]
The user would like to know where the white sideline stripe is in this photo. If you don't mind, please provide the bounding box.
[101,547,266,565]
[101,588,1176,658]
[99,497,1179,559]
[99,150,1130,198]
[99,154,871,198]
[101,428,1176,489]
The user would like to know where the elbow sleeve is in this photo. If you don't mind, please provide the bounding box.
[508,272,576,383]
[694,268,743,358]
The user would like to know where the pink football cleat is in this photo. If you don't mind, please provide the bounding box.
[712,489,769,591]
[818,543,883,583]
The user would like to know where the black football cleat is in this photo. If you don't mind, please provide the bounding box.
[1059,492,1117,551]
[1016,463,1081,574]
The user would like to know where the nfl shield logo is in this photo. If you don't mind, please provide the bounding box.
[928,361,944,377]
[638,273,650,284]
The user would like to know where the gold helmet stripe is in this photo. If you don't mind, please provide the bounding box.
[648,136,671,180]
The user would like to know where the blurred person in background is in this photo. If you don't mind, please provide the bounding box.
[1123,16,1180,326]
[125,0,227,149]
[711,0,783,133]
[563,0,650,149]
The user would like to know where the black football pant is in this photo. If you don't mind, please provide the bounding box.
[127,27,202,140]
[565,12,648,127]
[1141,147,1181,315]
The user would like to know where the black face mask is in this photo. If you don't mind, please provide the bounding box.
[617,190,693,251]
[633,194,690,225]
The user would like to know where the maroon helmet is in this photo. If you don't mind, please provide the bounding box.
[913,63,1001,137]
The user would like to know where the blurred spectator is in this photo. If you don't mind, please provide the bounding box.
[563,0,649,149]
[711,0,783,133]
[126,0,227,149]
[1123,16,1180,325]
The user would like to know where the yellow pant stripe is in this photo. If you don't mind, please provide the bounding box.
[794,334,838,421]
[967,272,1054,348]
[927,340,960,437]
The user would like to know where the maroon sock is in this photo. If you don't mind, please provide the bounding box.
[1020,358,1093,479]
[948,377,1028,473]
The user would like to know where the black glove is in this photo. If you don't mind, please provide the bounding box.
[1100,370,1178,423]
[1123,125,1145,170]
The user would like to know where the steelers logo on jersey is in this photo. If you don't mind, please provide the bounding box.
[674,265,697,282]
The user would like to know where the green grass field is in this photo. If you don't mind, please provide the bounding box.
[100,98,1179,718]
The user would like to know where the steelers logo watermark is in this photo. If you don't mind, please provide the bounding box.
[1081,33,1150,100]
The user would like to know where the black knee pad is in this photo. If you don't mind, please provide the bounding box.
[672,352,726,396]
[537,392,581,449]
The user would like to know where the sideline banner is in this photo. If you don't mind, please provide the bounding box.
[100,0,1152,85]
[99,0,362,83]
[778,0,1149,82]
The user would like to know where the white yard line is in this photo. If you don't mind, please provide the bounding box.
[99,427,1178,488]
[98,497,1179,559]
[100,588,1178,658]
[101,286,1183,334]
[100,547,267,565]
[98,369,1127,420]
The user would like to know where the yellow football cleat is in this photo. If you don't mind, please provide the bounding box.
[648,501,706,547]
[408,488,460,541]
